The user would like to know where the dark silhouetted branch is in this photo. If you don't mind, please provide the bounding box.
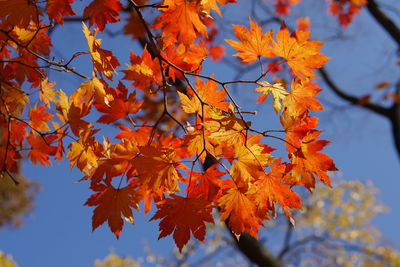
[366,0,400,46]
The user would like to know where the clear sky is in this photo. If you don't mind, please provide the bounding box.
[1,1,400,266]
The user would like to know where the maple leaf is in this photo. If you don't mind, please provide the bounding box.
[297,17,311,31]
[218,186,262,237]
[280,112,319,153]
[162,43,208,81]
[151,195,214,252]
[95,82,143,124]
[115,125,151,146]
[133,145,186,193]
[255,81,288,113]
[182,126,214,162]
[67,127,100,174]
[209,44,225,61]
[0,82,29,115]
[29,105,53,132]
[123,11,146,40]
[272,25,330,78]
[9,120,27,147]
[0,0,39,28]
[0,146,20,174]
[186,165,225,201]
[275,0,300,16]
[83,23,120,80]
[230,139,275,182]
[203,107,247,145]
[251,159,302,218]
[46,0,76,25]
[75,77,106,105]
[122,47,162,91]
[56,89,91,137]
[27,134,57,166]
[282,78,323,117]
[200,0,237,16]
[291,130,338,190]
[178,77,229,116]
[153,0,207,44]
[12,22,52,56]
[85,184,141,238]
[83,0,123,31]
[39,77,59,108]
[226,18,273,63]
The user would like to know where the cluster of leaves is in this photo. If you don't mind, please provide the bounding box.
[0,0,367,252]
[92,181,400,267]
[272,0,367,26]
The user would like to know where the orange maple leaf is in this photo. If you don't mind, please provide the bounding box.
[0,0,39,28]
[186,165,225,201]
[251,159,302,218]
[230,139,274,182]
[57,89,91,137]
[218,186,262,238]
[115,125,151,145]
[85,184,141,238]
[282,78,323,117]
[153,0,207,44]
[280,112,319,153]
[291,130,338,190]
[46,0,76,25]
[272,25,329,78]
[178,77,229,116]
[12,22,52,56]
[203,107,246,145]
[122,47,162,91]
[66,127,100,174]
[123,11,146,40]
[27,134,57,166]
[29,105,53,132]
[226,18,273,63]
[200,0,237,16]
[162,43,208,81]
[133,145,186,193]
[151,195,214,252]
[182,125,214,162]
[83,23,120,81]
[83,0,123,31]
[95,82,143,124]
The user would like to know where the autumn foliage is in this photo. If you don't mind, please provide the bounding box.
[0,0,368,252]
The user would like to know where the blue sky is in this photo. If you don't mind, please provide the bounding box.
[1,1,400,266]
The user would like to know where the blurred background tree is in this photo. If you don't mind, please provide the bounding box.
[0,170,38,229]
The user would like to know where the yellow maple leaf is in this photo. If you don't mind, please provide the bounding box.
[40,78,59,108]
[255,81,288,113]
[203,106,246,145]
[83,23,120,81]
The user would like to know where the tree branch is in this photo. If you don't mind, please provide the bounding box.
[318,67,391,118]
[366,0,400,47]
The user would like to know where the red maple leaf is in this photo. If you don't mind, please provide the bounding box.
[85,184,141,238]
[151,195,214,252]
[83,0,123,31]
